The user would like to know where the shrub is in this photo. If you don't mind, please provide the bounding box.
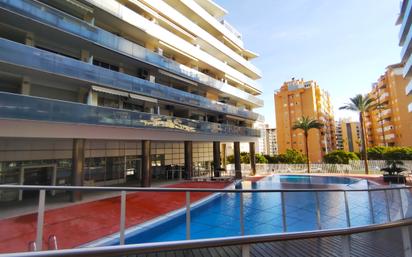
[256,153,268,164]
[278,149,307,164]
[367,146,388,160]
[367,146,412,160]
[226,152,267,164]
[385,147,412,160]
[323,150,359,164]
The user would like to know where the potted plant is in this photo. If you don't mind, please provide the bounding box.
[381,160,407,183]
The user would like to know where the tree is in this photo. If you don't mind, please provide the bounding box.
[323,150,359,164]
[292,116,324,173]
[340,94,376,174]
[280,149,307,164]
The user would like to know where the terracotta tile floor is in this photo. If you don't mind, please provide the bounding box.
[0,181,230,253]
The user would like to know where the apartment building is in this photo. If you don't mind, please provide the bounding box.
[0,0,263,201]
[365,64,412,147]
[397,0,412,112]
[265,127,278,156]
[275,79,336,162]
[335,120,360,152]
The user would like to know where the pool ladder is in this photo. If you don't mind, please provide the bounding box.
[28,235,58,251]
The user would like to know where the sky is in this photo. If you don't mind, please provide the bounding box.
[214,0,402,127]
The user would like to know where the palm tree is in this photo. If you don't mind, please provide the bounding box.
[339,94,376,174]
[292,116,324,173]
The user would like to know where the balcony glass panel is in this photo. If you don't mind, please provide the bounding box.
[0,38,262,121]
[0,92,260,137]
[0,0,263,107]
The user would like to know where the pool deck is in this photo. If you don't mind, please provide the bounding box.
[0,181,232,253]
[132,226,407,257]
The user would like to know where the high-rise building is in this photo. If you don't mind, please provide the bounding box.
[365,64,412,147]
[274,79,336,163]
[0,0,263,199]
[265,127,278,156]
[253,122,267,154]
[335,119,360,152]
[397,0,412,112]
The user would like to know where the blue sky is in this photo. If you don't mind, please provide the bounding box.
[215,0,402,127]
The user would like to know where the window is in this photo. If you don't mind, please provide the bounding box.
[98,96,119,108]
[93,59,119,72]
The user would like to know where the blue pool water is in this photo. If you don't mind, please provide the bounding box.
[106,175,411,245]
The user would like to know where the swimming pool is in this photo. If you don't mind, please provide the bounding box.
[103,175,411,245]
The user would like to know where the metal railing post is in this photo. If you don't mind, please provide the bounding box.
[186,191,191,240]
[240,192,244,236]
[399,189,405,220]
[402,226,412,257]
[315,192,321,230]
[343,191,351,227]
[368,190,375,224]
[36,189,46,251]
[341,235,350,257]
[384,190,391,222]
[119,191,126,245]
[242,244,250,257]
[281,192,287,232]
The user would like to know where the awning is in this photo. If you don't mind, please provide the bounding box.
[64,0,94,13]
[158,70,198,86]
[91,85,129,97]
[129,93,158,103]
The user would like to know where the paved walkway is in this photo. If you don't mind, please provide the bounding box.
[0,181,231,253]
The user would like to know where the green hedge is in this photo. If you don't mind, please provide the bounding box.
[367,146,412,160]
[227,149,307,164]
[227,152,268,164]
[323,150,359,164]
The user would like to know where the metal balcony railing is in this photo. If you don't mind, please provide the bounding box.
[0,184,411,256]
[0,38,261,121]
[0,0,263,107]
[0,92,260,137]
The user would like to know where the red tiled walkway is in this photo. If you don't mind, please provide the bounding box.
[0,181,230,253]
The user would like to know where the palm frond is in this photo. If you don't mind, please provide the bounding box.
[292,116,324,133]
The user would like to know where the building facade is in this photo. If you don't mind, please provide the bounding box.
[265,127,278,156]
[0,0,263,200]
[397,0,412,112]
[254,122,267,154]
[274,79,336,163]
[335,120,360,152]
[365,64,412,147]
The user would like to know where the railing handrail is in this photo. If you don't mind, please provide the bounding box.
[2,219,412,257]
[0,184,410,193]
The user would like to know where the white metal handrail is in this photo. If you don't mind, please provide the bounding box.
[2,219,412,257]
[0,184,411,256]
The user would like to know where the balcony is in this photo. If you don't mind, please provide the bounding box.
[406,79,412,95]
[0,92,260,137]
[0,38,262,121]
[220,20,242,40]
[399,0,412,46]
[87,0,262,87]
[380,109,392,117]
[0,0,263,107]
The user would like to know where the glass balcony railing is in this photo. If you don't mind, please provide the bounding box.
[0,92,260,137]
[399,0,412,45]
[0,0,263,107]
[0,38,263,121]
